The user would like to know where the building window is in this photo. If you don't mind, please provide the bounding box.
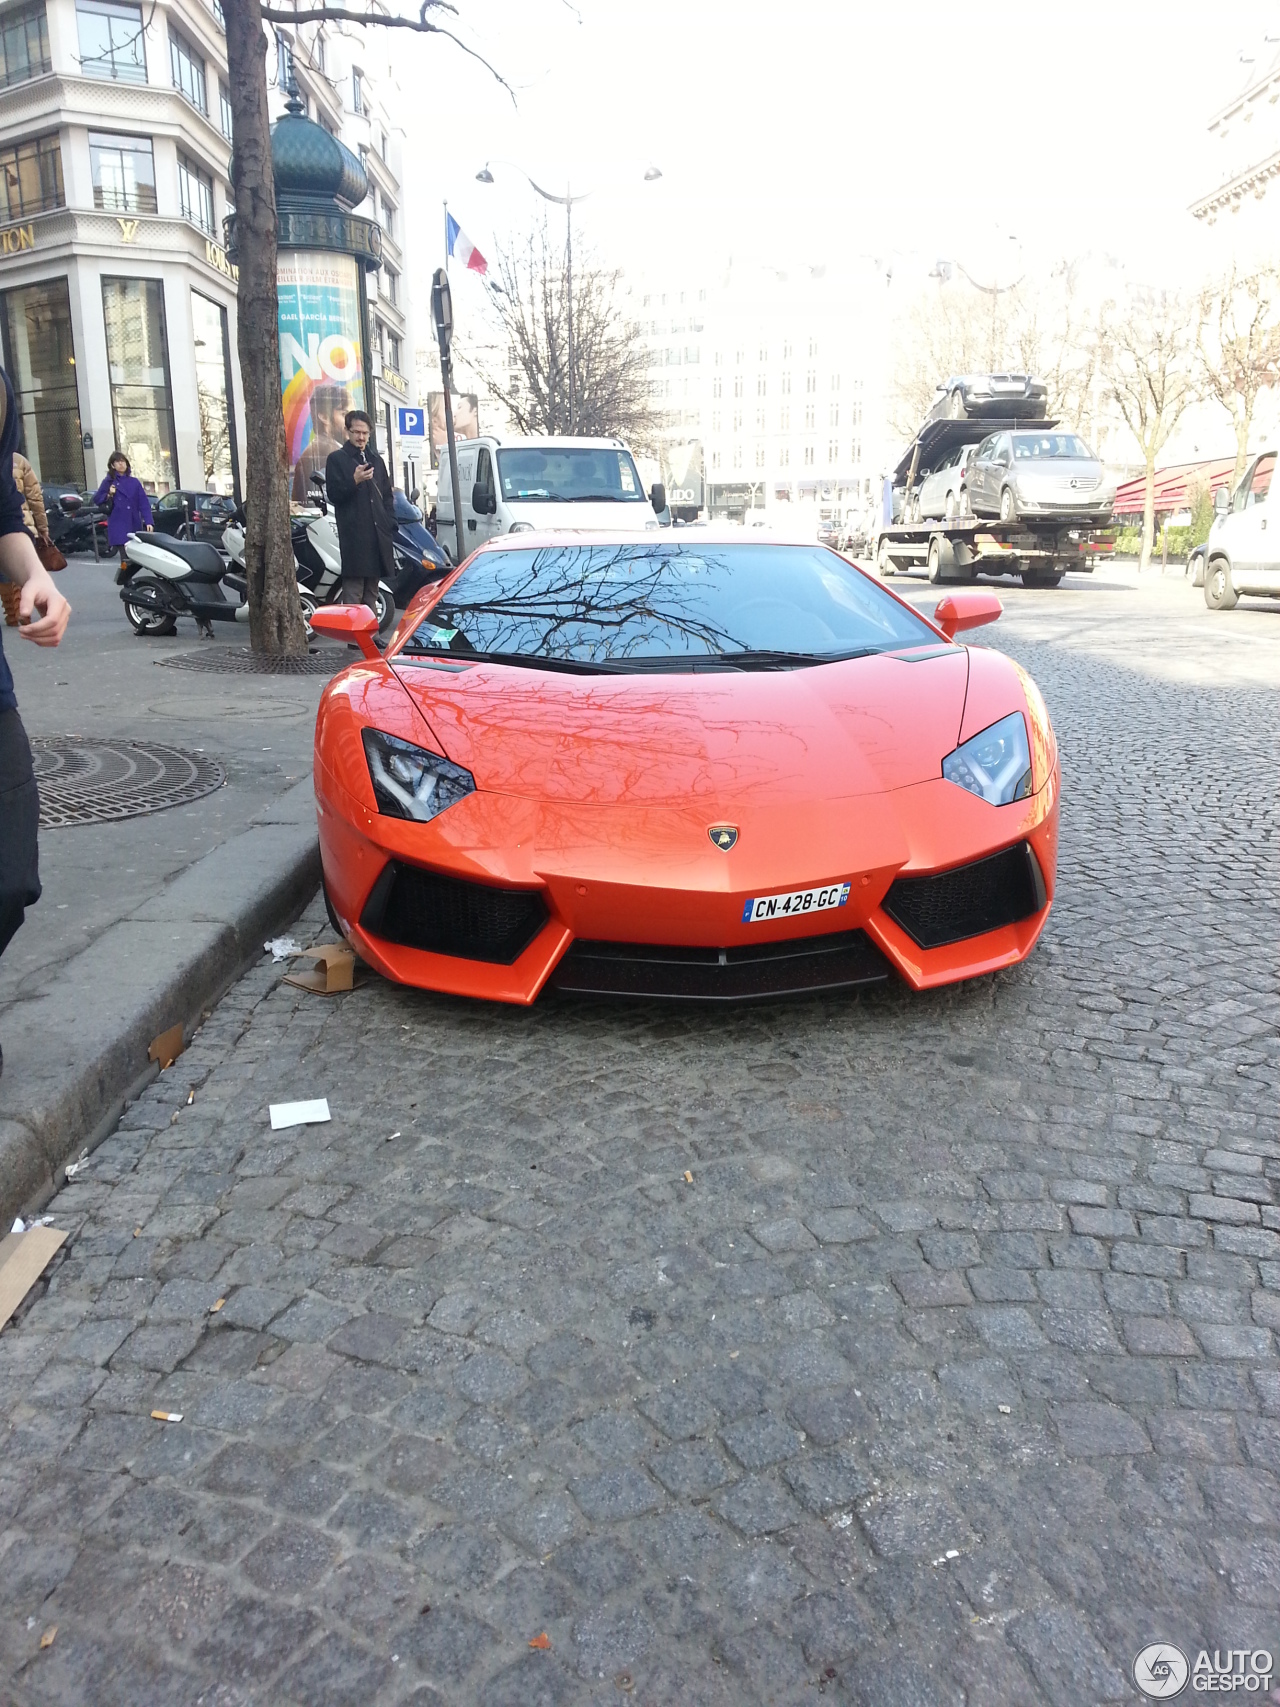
[101,275,178,491]
[317,109,337,136]
[732,445,742,469]
[755,407,765,430]
[380,196,395,239]
[711,450,720,470]
[804,403,815,429]
[828,441,838,464]
[756,375,766,397]
[275,30,292,89]
[808,338,817,357]
[352,67,365,113]
[313,30,325,70]
[210,0,223,24]
[177,152,215,235]
[733,374,742,398]
[0,277,84,485]
[712,377,721,399]
[0,134,64,220]
[782,340,791,359]
[781,372,790,395]
[852,438,861,464]
[386,329,401,372]
[806,371,816,393]
[170,27,206,111]
[218,79,232,140]
[191,290,237,496]
[733,408,742,431]
[831,373,841,391]
[829,404,839,428]
[383,266,398,307]
[379,128,388,162]
[0,3,51,89]
[755,445,765,468]
[89,131,155,213]
[711,411,720,433]
[77,0,147,82]
[780,405,790,431]
[804,445,814,465]
[779,447,789,467]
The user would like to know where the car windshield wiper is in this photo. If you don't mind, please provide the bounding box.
[709,646,883,669]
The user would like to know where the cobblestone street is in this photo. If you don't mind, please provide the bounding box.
[2,571,1278,1706]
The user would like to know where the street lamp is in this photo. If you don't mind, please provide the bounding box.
[475,161,663,432]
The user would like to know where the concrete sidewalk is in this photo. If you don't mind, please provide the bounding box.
[0,554,332,1221]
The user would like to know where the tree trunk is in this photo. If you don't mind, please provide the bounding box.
[1139,452,1156,572]
[1235,410,1252,484]
[223,0,306,656]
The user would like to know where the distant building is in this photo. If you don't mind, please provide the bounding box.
[635,258,892,534]
[1190,44,1280,268]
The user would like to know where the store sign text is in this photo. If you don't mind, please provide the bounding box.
[205,240,239,281]
[0,223,35,256]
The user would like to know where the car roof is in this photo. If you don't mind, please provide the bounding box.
[466,529,838,555]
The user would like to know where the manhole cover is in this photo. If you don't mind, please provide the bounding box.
[156,645,345,676]
[30,737,226,827]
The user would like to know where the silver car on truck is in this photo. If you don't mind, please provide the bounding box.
[965,430,1116,526]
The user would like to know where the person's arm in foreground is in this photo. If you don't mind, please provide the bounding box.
[0,531,70,645]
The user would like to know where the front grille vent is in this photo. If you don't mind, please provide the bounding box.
[361,862,547,964]
[549,928,890,1003]
[882,842,1045,949]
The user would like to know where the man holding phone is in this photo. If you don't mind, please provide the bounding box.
[0,367,71,1074]
[324,409,395,616]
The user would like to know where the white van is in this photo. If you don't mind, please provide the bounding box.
[1205,450,1280,608]
[436,435,665,559]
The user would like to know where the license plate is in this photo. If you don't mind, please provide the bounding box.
[742,882,851,924]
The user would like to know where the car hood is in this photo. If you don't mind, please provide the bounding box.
[1013,458,1105,485]
[392,647,976,807]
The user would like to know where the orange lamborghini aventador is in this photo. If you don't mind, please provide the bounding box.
[310,533,1058,1004]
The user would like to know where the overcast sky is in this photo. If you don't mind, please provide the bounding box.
[403,0,1277,299]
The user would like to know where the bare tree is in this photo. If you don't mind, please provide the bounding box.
[889,277,1024,437]
[1197,264,1280,481]
[222,0,507,654]
[468,225,663,452]
[1098,289,1201,571]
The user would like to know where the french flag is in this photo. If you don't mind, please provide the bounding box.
[446,213,488,275]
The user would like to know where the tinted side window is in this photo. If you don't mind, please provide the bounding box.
[475,448,492,488]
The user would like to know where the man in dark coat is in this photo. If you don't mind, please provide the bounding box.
[325,409,394,612]
[0,365,72,1075]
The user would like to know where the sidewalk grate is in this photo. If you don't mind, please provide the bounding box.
[31,737,227,827]
[156,646,346,676]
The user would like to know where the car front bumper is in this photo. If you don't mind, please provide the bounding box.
[317,755,1060,1005]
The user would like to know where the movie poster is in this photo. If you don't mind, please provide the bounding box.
[427,392,479,469]
[278,251,365,504]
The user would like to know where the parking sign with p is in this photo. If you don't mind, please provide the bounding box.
[398,408,425,437]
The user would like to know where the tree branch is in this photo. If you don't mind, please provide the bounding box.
[257,2,516,99]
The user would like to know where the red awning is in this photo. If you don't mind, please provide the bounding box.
[1112,458,1237,517]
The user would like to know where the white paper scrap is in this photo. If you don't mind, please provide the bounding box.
[269,1098,331,1131]
[265,936,304,962]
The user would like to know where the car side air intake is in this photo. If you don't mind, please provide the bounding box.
[881,842,1046,949]
[360,862,548,964]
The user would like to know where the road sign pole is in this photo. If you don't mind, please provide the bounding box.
[431,266,466,568]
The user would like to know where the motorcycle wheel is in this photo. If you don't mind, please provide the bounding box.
[297,589,319,638]
[124,583,177,636]
[375,585,397,638]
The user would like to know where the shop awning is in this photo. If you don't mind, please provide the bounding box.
[1112,458,1237,517]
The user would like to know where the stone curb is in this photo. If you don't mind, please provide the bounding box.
[0,807,321,1225]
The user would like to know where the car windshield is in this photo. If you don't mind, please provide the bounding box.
[400,542,938,672]
[496,447,647,502]
[1012,433,1093,460]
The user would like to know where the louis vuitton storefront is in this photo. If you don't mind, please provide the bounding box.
[0,202,243,498]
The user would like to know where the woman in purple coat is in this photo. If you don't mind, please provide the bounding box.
[93,451,152,568]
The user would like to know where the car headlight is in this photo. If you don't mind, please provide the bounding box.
[942,712,1032,805]
[508,521,534,533]
[361,729,475,822]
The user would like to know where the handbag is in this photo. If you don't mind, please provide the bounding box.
[34,534,66,572]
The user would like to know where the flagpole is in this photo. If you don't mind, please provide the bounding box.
[443,198,449,275]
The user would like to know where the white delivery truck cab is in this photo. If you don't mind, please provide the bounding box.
[436,435,666,559]
[1204,449,1280,609]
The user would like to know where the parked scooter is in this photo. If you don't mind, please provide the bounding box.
[117,530,248,636]
[387,488,450,608]
[223,491,398,638]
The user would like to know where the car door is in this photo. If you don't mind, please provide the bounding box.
[457,447,479,548]
[1227,452,1277,589]
[471,447,499,547]
[969,437,995,513]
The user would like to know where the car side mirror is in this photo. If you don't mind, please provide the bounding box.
[933,590,1002,639]
[310,604,381,658]
[472,481,496,516]
[650,482,667,513]
[1214,486,1229,514]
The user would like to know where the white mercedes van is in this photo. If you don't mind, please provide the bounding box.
[436,435,665,560]
[1205,450,1280,609]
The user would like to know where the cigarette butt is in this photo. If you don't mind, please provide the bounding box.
[683,1170,693,1184]
[39,1625,56,1649]
[210,1298,225,1313]
[150,1410,183,1423]
[187,1091,195,1105]
[133,1227,142,1237]
[729,1350,740,1359]
[997,1404,1011,1415]
[386,1131,401,1142]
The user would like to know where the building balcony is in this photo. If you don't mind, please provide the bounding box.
[0,72,231,169]
[1190,144,1280,222]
